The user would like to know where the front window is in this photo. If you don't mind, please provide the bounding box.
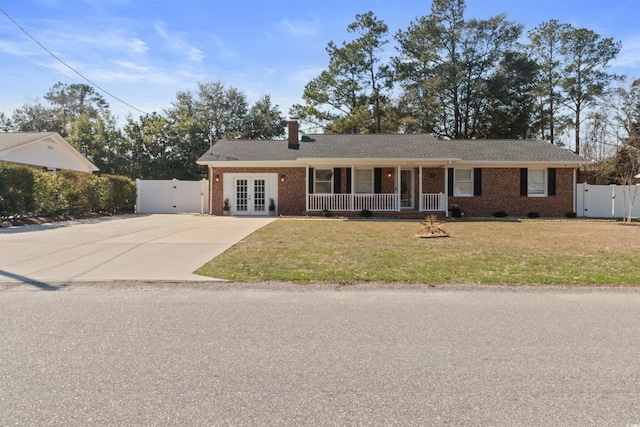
[454,169,473,197]
[528,169,547,196]
[315,169,332,194]
[355,169,373,194]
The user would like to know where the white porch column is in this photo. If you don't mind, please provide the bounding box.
[444,165,449,218]
[351,165,356,211]
[419,166,423,211]
[397,165,401,211]
[305,165,309,212]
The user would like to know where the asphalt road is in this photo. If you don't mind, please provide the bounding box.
[1,283,639,426]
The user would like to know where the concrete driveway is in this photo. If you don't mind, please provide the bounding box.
[0,214,275,283]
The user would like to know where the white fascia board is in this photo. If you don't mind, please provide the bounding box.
[197,160,301,168]
[452,160,590,168]
[3,133,98,172]
[298,158,461,167]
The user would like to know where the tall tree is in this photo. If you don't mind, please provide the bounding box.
[195,81,248,140]
[561,28,621,155]
[9,101,66,135]
[477,52,540,139]
[123,113,177,179]
[395,0,523,139]
[44,83,109,125]
[242,95,287,140]
[527,20,572,144]
[290,11,391,133]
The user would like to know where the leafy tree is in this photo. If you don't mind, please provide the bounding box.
[527,20,572,144]
[44,83,110,126]
[65,111,127,175]
[290,11,392,133]
[0,112,12,131]
[242,95,288,140]
[561,28,621,155]
[123,113,177,179]
[478,52,540,139]
[9,101,66,135]
[395,0,523,139]
[195,81,249,140]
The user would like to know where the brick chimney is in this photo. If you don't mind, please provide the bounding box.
[288,120,299,149]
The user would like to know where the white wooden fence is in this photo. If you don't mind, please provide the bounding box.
[576,183,640,218]
[136,179,209,214]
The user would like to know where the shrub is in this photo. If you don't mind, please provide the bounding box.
[0,163,36,216]
[0,164,135,217]
[87,175,112,211]
[105,175,135,212]
[58,170,91,213]
[321,209,332,218]
[493,211,508,218]
[360,208,372,218]
[33,172,64,215]
[527,211,541,219]
[566,211,577,218]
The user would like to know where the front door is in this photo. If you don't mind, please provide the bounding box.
[234,178,267,215]
[400,169,414,209]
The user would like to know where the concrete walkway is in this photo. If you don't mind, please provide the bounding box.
[0,214,275,283]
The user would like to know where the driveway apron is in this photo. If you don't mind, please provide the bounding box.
[0,214,275,283]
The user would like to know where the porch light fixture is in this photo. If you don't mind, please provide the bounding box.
[215,174,220,182]
[387,171,393,178]
[281,174,286,182]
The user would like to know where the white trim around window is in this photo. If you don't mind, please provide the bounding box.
[354,168,373,194]
[314,168,333,194]
[453,168,473,197]
[528,168,547,197]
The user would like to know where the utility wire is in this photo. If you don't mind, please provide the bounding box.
[0,7,148,115]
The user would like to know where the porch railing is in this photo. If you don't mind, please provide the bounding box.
[307,193,447,212]
[421,193,447,212]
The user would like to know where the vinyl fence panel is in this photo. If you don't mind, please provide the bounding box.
[136,179,209,214]
[577,183,640,218]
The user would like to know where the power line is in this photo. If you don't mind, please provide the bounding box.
[0,7,148,115]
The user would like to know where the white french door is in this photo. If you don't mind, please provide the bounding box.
[234,178,267,215]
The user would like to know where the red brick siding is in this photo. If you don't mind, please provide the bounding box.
[210,166,307,216]
[448,168,574,217]
[210,166,575,217]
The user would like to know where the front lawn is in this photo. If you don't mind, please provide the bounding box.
[196,219,640,285]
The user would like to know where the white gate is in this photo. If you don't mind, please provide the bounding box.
[136,179,209,214]
[577,183,640,218]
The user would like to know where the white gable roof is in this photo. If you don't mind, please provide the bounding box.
[0,132,99,172]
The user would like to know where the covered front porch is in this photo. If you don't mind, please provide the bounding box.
[305,164,450,217]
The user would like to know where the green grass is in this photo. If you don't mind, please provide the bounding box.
[196,219,640,285]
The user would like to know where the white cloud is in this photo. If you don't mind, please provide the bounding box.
[612,34,640,69]
[209,35,237,59]
[154,23,204,62]
[276,17,321,38]
[289,65,324,86]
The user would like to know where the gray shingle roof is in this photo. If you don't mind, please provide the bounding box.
[197,134,589,164]
[0,132,57,151]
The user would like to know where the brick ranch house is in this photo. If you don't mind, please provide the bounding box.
[197,121,590,218]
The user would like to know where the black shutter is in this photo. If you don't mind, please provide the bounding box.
[520,168,528,196]
[346,168,352,194]
[333,168,341,194]
[473,168,482,196]
[308,167,314,194]
[548,168,556,196]
[447,168,454,197]
[374,168,382,194]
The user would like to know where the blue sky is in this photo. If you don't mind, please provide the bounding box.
[1,0,639,125]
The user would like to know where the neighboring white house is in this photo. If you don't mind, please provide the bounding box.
[0,132,98,173]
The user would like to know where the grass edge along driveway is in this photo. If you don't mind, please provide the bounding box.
[196,219,640,286]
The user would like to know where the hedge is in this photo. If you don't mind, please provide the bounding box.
[0,163,135,217]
